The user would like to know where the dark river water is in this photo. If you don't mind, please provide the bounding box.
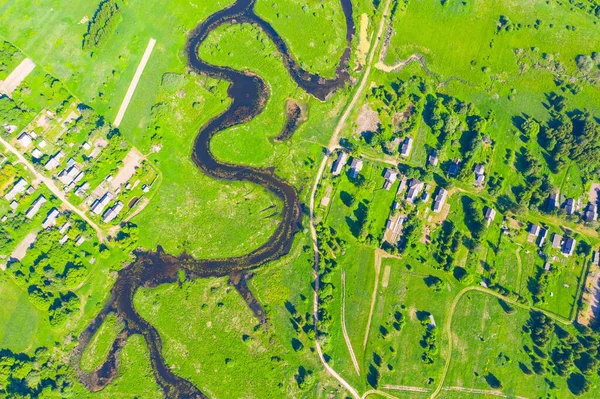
[74,0,355,397]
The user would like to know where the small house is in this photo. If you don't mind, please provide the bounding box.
[428,150,439,167]
[5,178,27,201]
[349,158,363,179]
[41,208,60,229]
[529,224,540,237]
[383,168,398,190]
[565,198,575,216]
[562,237,576,257]
[17,133,32,147]
[400,137,413,157]
[538,228,548,247]
[331,151,348,176]
[448,158,461,177]
[433,188,448,213]
[406,179,424,203]
[551,233,562,249]
[548,192,560,211]
[484,207,496,226]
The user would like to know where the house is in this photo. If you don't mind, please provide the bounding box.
[400,137,413,157]
[59,235,69,245]
[41,208,60,229]
[474,164,485,187]
[31,148,42,159]
[593,251,599,266]
[59,222,71,234]
[406,179,424,203]
[565,198,575,215]
[448,158,461,177]
[331,151,348,176]
[396,177,407,196]
[383,168,398,190]
[103,201,124,223]
[25,195,46,219]
[551,233,562,249]
[428,150,439,167]
[529,224,541,237]
[9,200,18,210]
[44,151,64,171]
[83,142,91,151]
[57,165,81,186]
[538,228,548,247]
[90,192,113,215]
[433,188,448,213]
[75,236,86,246]
[26,186,35,195]
[2,123,17,134]
[548,191,560,211]
[75,182,90,197]
[584,203,598,221]
[17,133,32,147]
[422,190,431,202]
[544,263,551,271]
[484,207,496,226]
[562,237,576,257]
[5,178,27,201]
[67,158,76,168]
[349,158,363,179]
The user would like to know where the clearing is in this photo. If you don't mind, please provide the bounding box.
[111,148,143,190]
[0,58,35,96]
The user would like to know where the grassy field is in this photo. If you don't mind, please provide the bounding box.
[254,0,348,78]
[133,236,345,398]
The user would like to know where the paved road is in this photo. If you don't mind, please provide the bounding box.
[114,38,156,127]
[0,137,105,241]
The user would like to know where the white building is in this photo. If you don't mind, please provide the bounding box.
[103,201,125,223]
[41,208,60,229]
[400,137,413,157]
[5,178,27,201]
[91,192,113,215]
[17,133,32,147]
[331,152,348,176]
[433,188,448,213]
[25,195,47,219]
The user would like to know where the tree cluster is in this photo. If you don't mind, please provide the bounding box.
[82,0,122,51]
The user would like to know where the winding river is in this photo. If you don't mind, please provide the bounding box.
[74,0,355,397]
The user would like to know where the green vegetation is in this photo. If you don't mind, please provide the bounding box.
[0,0,599,398]
[82,0,122,51]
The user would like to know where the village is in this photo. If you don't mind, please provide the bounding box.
[317,119,600,329]
[0,53,158,266]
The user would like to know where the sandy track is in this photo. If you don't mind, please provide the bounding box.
[341,271,361,375]
[0,58,35,96]
[363,249,383,349]
[113,38,156,127]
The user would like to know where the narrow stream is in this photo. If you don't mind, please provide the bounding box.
[74,1,355,397]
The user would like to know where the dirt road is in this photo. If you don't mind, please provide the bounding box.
[114,38,156,127]
[309,0,393,397]
[341,271,361,375]
[0,137,105,241]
